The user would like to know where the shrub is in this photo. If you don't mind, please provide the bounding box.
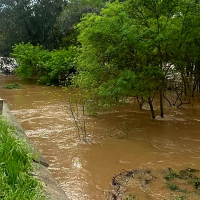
[3,82,21,89]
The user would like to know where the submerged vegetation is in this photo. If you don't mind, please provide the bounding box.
[0,116,44,200]
[3,82,21,89]
[164,168,200,199]
[107,168,200,200]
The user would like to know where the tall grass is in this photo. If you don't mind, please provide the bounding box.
[0,116,45,200]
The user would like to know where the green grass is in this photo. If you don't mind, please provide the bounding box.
[3,82,21,89]
[0,116,45,200]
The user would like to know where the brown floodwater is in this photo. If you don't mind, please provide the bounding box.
[1,75,200,200]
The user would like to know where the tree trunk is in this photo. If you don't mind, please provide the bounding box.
[148,99,155,119]
[137,97,144,109]
[160,90,164,118]
[158,44,164,118]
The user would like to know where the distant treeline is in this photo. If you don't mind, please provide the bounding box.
[0,0,108,56]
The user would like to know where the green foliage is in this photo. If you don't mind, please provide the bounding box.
[180,168,200,179]
[40,46,77,85]
[123,195,136,200]
[3,82,21,90]
[12,43,48,79]
[0,0,66,56]
[176,195,187,200]
[74,1,138,108]
[12,43,77,85]
[98,69,136,104]
[133,66,164,100]
[3,0,200,118]
[73,0,168,114]
[168,183,186,192]
[0,116,44,199]
[55,0,108,47]
[169,183,179,191]
[0,0,33,56]
[165,167,200,196]
[188,178,200,189]
[165,169,180,180]
[72,0,200,117]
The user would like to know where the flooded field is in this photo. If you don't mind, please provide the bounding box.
[1,75,200,199]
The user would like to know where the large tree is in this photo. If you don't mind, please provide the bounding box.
[73,0,200,118]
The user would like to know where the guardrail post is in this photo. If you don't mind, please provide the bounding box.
[0,99,3,115]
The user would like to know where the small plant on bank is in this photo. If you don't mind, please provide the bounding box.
[3,82,21,89]
[0,116,44,200]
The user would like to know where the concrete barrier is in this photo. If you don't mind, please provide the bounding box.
[0,99,3,114]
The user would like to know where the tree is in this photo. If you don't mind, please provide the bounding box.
[167,0,200,98]
[73,1,166,118]
[0,0,66,56]
[29,0,66,49]
[55,0,108,47]
[125,0,184,117]
[0,0,33,56]
[73,0,200,118]
[41,46,77,85]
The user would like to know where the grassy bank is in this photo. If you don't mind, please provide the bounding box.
[0,116,45,200]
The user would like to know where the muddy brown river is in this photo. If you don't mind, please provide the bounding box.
[1,75,200,200]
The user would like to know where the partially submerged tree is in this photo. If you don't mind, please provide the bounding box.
[73,0,200,119]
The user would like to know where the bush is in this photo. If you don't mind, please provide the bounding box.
[12,43,77,85]
[12,43,48,80]
[3,82,21,89]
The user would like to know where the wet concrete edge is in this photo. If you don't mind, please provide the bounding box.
[2,103,70,200]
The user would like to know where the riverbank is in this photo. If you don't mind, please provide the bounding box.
[0,116,44,199]
[1,102,69,200]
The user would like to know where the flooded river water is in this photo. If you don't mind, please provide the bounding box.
[1,75,200,200]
